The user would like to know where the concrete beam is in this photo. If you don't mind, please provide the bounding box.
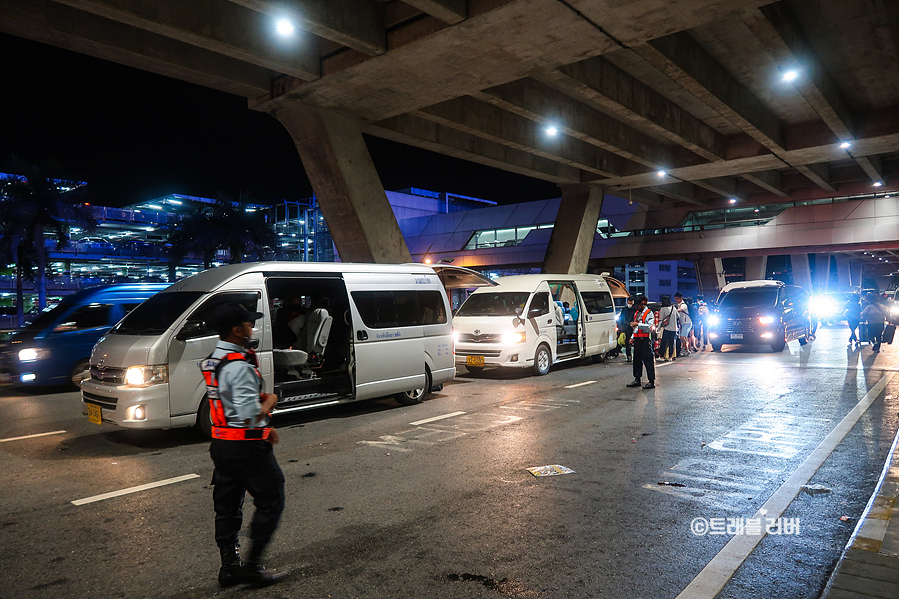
[542,185,603,275]
[50,0,320,79]
[365,113,582,184]
[812,253,831,292]
[635,32,785,152]
[648,182,707,207]
[415,95,628,177]
[402,0,466,24]
[477,78,682,170]
[537,56,726,162]
[855,154,884,184]
[695,258,726,297]
[745,255,767,281]
[694,176,740,200]
[791,255,813,289]
[835,254,851,288]
[0,0,272,97]
[269,103,411,263]
[743,170,790,198]
[229,0,386,56]
[796,163,836,193]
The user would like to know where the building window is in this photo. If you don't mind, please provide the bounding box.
[628,271,645,284]
[463,224,554,250]
[659,264,671,272]
[659,279,671,287]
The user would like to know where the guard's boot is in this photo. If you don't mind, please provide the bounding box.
[626,379,642,388]
[218,544,246,588]
[241,543,285,587]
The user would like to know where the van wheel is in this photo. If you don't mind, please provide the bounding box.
[533,344,552,376]
[771,333,786,352]
[195,395,212,438]
[592,353,605,363]
[70,360,91,388]
[395,369,431,406]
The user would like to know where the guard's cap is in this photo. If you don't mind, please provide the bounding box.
[213,302,263,330]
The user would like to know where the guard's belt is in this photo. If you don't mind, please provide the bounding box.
[211,426,272,441]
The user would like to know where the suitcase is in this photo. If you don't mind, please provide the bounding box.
[859,322,869,344]
[884,323,896,344]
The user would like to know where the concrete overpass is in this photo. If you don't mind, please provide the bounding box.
[2,0,898,271]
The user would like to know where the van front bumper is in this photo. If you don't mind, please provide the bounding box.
[455,343,530,368]
[81,380,171,429]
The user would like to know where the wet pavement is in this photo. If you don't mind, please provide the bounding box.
[1,325,898,598]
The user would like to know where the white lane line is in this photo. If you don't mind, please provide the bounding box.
[71,474,201,506]
[565,381,597,389]
[676,371,895,599]
[409,411,467,426]
[0,430,66,443]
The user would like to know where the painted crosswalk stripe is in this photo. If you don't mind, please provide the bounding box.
[0,430,66,443]
[565,381,597,389]
[71,474,201,506]
[409,411,467,426]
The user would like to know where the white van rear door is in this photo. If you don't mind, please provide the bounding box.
[344,273,427,401]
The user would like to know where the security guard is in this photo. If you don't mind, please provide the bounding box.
[204,302,284,587]
[627,295,656,389]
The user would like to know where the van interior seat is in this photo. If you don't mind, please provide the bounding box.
[273,308,333,375]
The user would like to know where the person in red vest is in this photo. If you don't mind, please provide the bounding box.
[627,295,656,389]
[204,302,284,587]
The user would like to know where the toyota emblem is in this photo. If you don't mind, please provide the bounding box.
[473,329,481,335]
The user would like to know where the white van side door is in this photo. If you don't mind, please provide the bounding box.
[579,287,617,355]
[343,273,427,401]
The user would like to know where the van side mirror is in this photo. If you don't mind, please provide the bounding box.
[528,307,543,318]
[176,320,205,341]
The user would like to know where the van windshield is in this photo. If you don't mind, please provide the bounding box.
[718,288,779,309]
[110,291,204,335]
[26,302,71,330]
[456,292,531,317]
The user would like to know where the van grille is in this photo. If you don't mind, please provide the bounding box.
[724,318,756,334]
[455,349,502,358]
[458,333,503,343]
[91,365,126,384]
[82,390,117,410]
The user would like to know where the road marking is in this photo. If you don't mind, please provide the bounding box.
[0,430,66,443]
[71,473,201,506]
[565,381,597,388]
[409,411,466,426]
[676,371,895,599]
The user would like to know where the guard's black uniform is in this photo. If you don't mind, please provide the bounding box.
[631,305,656,385]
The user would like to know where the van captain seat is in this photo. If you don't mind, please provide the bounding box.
[273,308,332,373]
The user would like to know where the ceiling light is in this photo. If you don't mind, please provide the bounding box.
[276,19,296,35]
[545,126,559,136]
[729,198,737,204]
[782,70,798,82]
[656,170,667,177]
[874,181,883,187]
[839,141,851,149]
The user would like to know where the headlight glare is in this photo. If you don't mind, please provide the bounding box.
[758,316,775,325]
[124,365,168,387]
[502,331,525,345]
[707,315,720,326]
[18,348,42,362]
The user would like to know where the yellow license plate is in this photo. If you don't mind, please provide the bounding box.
[466,355,485,367]
[86,402,102,425]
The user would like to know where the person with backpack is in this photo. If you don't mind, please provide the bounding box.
[657,295,679,362]
[697,298,710,350]
[674,292,693,357]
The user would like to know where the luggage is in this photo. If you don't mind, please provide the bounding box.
[884,323,896,344]
[858,322,869,344]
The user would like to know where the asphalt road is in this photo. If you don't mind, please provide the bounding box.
[1,325,898,599]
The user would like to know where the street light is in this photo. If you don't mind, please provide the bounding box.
[276,19,296,35]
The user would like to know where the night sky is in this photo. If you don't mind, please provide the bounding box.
[1,33,559,208]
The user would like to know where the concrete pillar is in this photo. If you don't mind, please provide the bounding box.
[269,102,411,264]
[790,254,812,289]
[695,258,726,298]
[812,253,832,292]
[542,184,603,274]
[835,255,851,288]
[745,255,768,281]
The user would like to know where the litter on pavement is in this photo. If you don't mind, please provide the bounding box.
[527,465,576,477]
[800,484,832,496]
[657,481,687,487]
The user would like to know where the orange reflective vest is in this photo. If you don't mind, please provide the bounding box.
[200,346,272,441]
[633,307,652,338]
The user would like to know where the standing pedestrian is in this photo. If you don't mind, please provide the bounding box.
[204,302,285,587]
[674,292,692,356]
[627,295,656,389]
[619,296,637,362]
[845,294,862,346]
[657,295,679,361]
[697,298,710,349]
[862,293,888,352]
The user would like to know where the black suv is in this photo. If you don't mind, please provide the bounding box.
[707,281,812,352]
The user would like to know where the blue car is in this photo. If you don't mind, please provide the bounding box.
[0,283,169,387]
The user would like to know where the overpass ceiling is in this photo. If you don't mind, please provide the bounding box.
[2,0,898,209]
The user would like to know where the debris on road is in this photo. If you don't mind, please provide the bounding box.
[800,484,832,496]
[657,481,686,487]
[527,465,576,477]
[840,515,851,522]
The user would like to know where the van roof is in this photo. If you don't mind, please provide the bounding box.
[472,273,609,293]
[61,282,171,302]
[721,280,784,292]
[166,261,440,293]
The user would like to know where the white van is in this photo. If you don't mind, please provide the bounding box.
[453,274,618,375]
[80,262,454,435]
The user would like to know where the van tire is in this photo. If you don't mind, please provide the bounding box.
[771,333,787,353]
[70,360,91,388]
[196,395,213,438]
[395,369,431,406]
[533,344,552,376]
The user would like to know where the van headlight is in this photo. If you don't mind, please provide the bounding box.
[452,327,459,343]
[18,348,49,362]
[707,315,720,326]
[124,365,168,387]
[502,331,526,345]
[758,316,775,325]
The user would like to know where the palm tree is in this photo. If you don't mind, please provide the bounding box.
[167,192,277,268]
[0,162,96,317]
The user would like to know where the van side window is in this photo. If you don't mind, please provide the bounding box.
[181,292,261,340]
[581,291,615,314]
[352,290,446,328]
[529,293,550,316]
[56,303,112,331]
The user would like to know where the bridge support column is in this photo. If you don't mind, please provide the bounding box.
[696,258,726,298]
[269,103,411,263]
[745,256,767,281]
[542,184,603,274]
[791,254,812,289]
[835,255,851,288]
[813,253,832,292]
